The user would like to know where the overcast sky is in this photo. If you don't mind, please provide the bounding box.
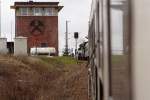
[1,0,92,54]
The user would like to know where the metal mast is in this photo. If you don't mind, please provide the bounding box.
[64,20,69,55]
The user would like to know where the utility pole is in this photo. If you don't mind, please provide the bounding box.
[64,20,70,56]
[10,21,13,41]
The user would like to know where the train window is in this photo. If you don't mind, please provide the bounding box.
[109,0,131,99]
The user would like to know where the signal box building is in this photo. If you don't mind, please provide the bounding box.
[11,1,63,55]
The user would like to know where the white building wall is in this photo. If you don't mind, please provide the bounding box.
[14,37,27,56]
[0,38,8,54]
[132,0,150,100]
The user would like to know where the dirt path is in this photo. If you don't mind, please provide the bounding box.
[50,63,89,100]
[62,64,88,100]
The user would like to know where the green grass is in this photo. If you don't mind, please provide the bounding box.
[39,56,77,65]
[38,56,78,72]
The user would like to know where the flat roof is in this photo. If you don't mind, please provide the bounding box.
[14,1,59,5]
[11,1,63,11]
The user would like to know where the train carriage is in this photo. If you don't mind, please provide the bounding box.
[88,0,150,100]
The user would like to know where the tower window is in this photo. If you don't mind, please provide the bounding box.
[19,8,29,16]
[33,8,43,16]
[44,8,52,16]
[17,7,57,16]
[44,8,57,16]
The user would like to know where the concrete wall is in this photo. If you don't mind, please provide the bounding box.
[0,38,8,54]
[14,37,28,56]
[132,0,150,100]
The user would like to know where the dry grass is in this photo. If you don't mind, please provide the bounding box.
[0,55,88,100]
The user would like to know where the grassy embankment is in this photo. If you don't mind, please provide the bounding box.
[0,55,84,100]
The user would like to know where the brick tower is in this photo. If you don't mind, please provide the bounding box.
[11,1,63,55]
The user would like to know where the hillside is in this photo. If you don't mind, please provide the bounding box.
[0,55,88,100]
